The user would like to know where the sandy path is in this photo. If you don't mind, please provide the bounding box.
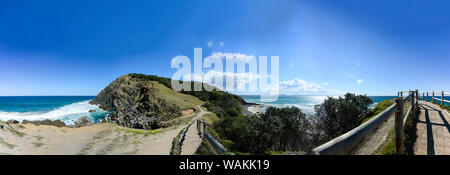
[180,106,205,155]
[350,112,395,155]
[0,115,195,155]
[0,123,113,155]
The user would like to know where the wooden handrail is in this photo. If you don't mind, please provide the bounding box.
[433,97,450,103]
[197,119,229,154]
[394,90,417,154]
[312,89,445,155]
[312,103,397,155]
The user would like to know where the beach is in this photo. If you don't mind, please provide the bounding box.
[242,104,263,116]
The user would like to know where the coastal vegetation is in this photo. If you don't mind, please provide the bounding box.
[150,80,204,110]
[90,74,188,129]
[360,99,394,124]
[311,94,373,144]
[127,73,246,119]
[82,74,404,155]
[208,93,374,154]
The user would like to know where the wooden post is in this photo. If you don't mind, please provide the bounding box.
[427,92,429,102]
[408,90,412,104]
[411,92,415,116]
[442,91,445,105]
[395,98,404,154]
[416,90,419,101]
[202,120,207,138]
[432,91,435,103]
[423,93,425,101]
[197,118,201,138]
[400,92,403,99]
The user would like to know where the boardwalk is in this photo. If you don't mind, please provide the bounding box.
[413,101,450,155]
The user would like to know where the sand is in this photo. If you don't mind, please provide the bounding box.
[0,114,198,155]
[242,104,263,116]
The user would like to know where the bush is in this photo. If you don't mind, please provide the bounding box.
[215,106,312,154]
[312,93,373,143]
[221,140,236,151]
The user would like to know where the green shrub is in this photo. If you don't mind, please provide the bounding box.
[221,140,236,151]
[313,93,373,142]
[361,99,394,124]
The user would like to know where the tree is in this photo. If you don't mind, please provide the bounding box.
[313,93,373,142]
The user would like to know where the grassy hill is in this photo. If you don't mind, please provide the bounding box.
[150,80,204,110]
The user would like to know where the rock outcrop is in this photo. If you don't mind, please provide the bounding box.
[22,119,67,127]
[90,74,180,130]
[74,116,92,128]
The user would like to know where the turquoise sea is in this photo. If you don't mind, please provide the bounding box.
[0,96,110,125]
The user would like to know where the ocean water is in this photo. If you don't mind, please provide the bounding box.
[242,95,399,116]
[423,96,450,106]
[0,96,111,125]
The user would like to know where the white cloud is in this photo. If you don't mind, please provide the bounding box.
[177,52,343,96]
[357,79,363,84]
[219,41,225,47]
[279,79,344,95]
[207,41,213,48]
[185,70,264,92]
[210,52,256,62]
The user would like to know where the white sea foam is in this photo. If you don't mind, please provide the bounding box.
[0,100,107,125]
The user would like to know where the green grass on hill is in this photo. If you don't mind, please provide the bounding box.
[202,113,220,124]
[360,99,395,124]
[202,113,221,141]
[150,81,204,110]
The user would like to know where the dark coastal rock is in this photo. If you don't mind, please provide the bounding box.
[90,74,179,130]
[88,109,96,113]
[7,120,20,124]
[74,116,92,128]
[22,119,67,127]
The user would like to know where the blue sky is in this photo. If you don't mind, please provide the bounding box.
[0,0,449,96]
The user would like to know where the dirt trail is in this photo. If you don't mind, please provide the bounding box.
[180,106,205,155]
[0,114,195,155]
[350,112,395,155]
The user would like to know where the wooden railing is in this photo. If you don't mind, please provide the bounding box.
[312,101,398,155]
[393,90,418,154]
[419,91,449,105]
[197,118,229,154]
[312,90,419,155]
